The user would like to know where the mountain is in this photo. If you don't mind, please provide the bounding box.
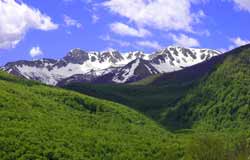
[149,47,220,73]
[112,58,160,83]
[1,45,250,159]
[63,44,250,132]
[2,46,220,85]
[62,49,227,124]
[3,49,128,85]
[0,70,183,159]
[58,58,160,86]
[164,44,250,130]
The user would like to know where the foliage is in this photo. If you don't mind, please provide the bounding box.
[0,71,182,160]
[64,46,250,132]
[63,81,192,125]
[2,46,250,159]
[183,132,250,160]
[166,48,250,131]
[62,46,250,159]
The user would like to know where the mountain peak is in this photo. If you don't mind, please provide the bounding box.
[112,57,160,83]
[100,50,124,63]
[63,49,89,64]
[123,51,150,61]
[3,46,221,85]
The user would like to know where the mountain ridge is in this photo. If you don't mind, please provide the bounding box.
[62,44,250,131]
[2,46,221,85]
[1,45,250,159]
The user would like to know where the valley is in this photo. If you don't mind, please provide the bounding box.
[64,45,250,131]
[1,0,250,159]
[1,45,250,159]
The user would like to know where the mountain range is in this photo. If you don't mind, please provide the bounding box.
[2,46,221,86]
[1,44,250,159]
[62,44,250,131]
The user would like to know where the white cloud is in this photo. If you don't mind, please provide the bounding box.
[101,35,162,50]
[218,48,228,53]
[103,0,205,32]
[92,14,99,23]
[110,22,151,37]
[136,41,162,49]
[0,0,58,49]
[63,15,82,28]
[228,37,250,50]
[231,37,250,46]
[231,0,250,12]
[103,47,116,52]
[29,46,43,57]
[170,34,200,47]
[100,35,131,47]
[219,37,250,52]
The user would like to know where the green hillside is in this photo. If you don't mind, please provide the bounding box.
[0,71,182,160]
[2,45,250,159]
[64,45,250,132]
[62,81,192,122]
[62,47,223,128]
[2,72,250,160]
[166,45,250,131]
[60,45,250,159]
[62,59,210,127]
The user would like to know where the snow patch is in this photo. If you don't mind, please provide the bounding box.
[112,59,140,83]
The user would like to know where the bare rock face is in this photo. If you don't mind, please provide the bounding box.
[2,46,221,85]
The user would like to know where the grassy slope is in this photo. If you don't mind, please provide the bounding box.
[63,82,192,123]
[2,45,250,160]
[166,46,250,131]
[63,57,216,128]
[2,74,250,160]
[0,71,183,160]
[64,45,250,132]
[61,45,250,159]
[130,74,162,85]
[63,48,226,129]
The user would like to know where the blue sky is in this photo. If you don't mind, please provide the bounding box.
[0,0,250,65]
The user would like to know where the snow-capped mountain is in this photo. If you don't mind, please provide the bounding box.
[112,58,160,83]
[150,47,220,73]
[2,46,221,85]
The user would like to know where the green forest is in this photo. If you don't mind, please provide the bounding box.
[1,45,250,159]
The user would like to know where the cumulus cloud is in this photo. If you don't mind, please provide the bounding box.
[63,15,82,28]
[219,37,250,52]
[136,41,162,49]
[170,34,200,47]
[231,37,250,46]
[103,0,205,32]
[110,22,151,37]
[0,0,58,49]
[100,35,131,47]
[231,0,250,12]
[29,46,43,57]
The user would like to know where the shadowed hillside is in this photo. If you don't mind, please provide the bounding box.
[63,45,250,132]
[165,44,250,130]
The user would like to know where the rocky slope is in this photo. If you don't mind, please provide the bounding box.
[2,46,221,85]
